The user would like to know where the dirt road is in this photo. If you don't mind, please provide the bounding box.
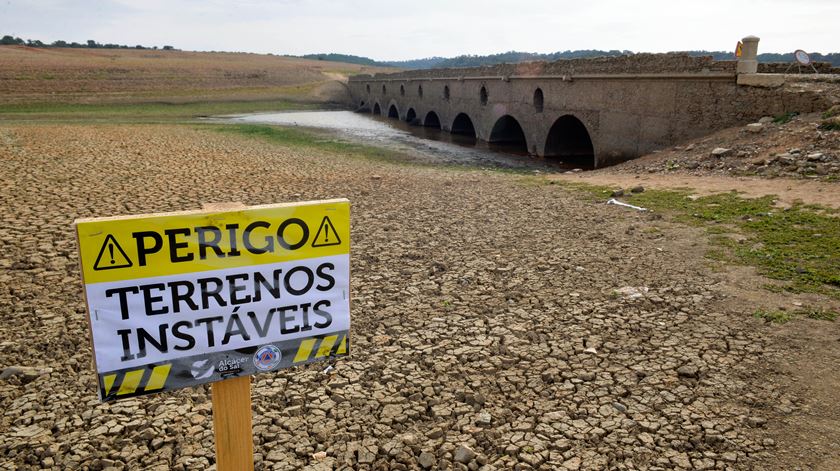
[0,124,836,470]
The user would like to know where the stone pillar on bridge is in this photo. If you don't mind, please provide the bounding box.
[737,35,760,74]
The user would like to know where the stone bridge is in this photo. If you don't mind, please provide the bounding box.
[347,37,828,168]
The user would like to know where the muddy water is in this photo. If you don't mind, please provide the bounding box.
[226,110,579,172]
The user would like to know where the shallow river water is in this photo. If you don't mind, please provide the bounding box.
[225,110,578,172]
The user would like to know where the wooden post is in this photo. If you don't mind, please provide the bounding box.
[203,202,254,471]
[212,376,254,471]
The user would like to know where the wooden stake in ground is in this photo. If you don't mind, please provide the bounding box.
[212,376,254,471]
[203,203,254,471]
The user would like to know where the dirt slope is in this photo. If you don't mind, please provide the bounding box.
[0,46,394,105]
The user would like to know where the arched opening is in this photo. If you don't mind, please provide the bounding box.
[372,103,381,115]
[533,88,544,113]
[451,113,476,138]
[359,100,365,109]
[382,84,386,94]
[443,85,450,101]
[400,84,405,96]
[405,108,417,123]
[388,104,399,119]
[480,86,488,106]
[489,115,528,153]
[366,84,370,94]
[544,115,595,168]
[418,84,423,98]
[424,111,441,128]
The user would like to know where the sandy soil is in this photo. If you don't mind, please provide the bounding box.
[1,123,837,470]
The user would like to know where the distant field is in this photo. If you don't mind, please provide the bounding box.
[0,46,394,107]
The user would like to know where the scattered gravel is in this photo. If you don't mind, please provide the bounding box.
[605,111,840,181]
[0,124,786,470]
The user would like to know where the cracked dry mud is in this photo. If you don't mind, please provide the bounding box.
[0,124,801,470]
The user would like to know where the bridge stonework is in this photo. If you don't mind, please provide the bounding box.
[347,53,827,168]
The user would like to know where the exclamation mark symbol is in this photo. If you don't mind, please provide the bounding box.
[109,243,115,264]
[324,226,329,244]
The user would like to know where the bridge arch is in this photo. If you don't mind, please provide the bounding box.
[544,114,595,167]
[424,111,441,128]
[387,104,399,119]
[406,108,417,123]
[488,115,528,153]
[372,102,381,115]
[451,112,477,138]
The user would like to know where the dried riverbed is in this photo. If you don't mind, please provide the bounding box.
[0,124,810,470]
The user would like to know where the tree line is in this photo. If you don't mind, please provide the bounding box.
[1,35,175,51]
[300,49,840,69]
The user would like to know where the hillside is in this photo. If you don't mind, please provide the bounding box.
[0,46,395,106]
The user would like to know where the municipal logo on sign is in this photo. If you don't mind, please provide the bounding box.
[253,345,282,371]
[190,359,215,379]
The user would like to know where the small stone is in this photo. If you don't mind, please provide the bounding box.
[630,185,644,194]
[746,123,763,133]
[475,411,492,427]
[747,416,767,428]
[418,451,435,469]
[711,148,732,157]
[677,365,699,378]
[610,189,624,197]
[806,152,823,161]
[562,456,582,470]
[758,116,774,124]
[371,174,383,180]
[312,451,327,461]
[0,366,53,383]
[453,444,476,464]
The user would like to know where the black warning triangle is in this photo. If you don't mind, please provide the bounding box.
[311,216,341,247]
[93,234,133,271]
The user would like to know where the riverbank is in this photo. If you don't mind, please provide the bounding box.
[1,123,838,470]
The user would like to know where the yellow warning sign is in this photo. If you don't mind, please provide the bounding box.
[75,199,352,403]
[75,199,350,284]
[311,216,342,247]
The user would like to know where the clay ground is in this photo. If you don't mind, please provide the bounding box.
[1,123,838,470]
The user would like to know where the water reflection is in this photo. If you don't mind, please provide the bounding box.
[227,110,581,171]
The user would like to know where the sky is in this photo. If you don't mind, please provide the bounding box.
[1,0,837,60]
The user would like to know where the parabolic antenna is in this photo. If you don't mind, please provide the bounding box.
[794,49,811,66]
